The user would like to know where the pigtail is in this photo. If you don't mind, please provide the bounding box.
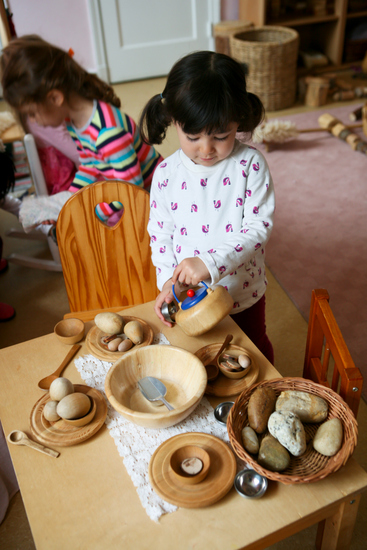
[238,92,265,135]
[81,73,121,108]
[139,94,171,145]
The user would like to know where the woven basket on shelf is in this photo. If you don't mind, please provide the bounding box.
[227,377,358,485]
[230,26,299,111]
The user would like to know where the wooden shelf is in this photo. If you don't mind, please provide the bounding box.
[347,10,367,18]
[267,14,339,27]
[239,0,366,68]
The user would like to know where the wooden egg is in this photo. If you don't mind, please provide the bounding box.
[124,321,144,344]
[108,337,122,351]
[49,377,74,402]
[118,339,133,352]
[43,400,61,422]
[56,392,91,420]
[238,354,252,369]
[94,312,124,335]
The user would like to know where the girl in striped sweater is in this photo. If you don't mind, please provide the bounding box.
[0,34,163,231]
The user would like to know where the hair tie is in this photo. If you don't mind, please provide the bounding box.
[68,48,74,58]
[160,93,164,100]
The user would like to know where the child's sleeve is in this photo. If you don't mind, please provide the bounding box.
[147,174,177,290]
[199,151,275,284]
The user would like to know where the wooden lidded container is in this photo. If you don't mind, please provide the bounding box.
[172,283,233,337]
[213,20,253,56]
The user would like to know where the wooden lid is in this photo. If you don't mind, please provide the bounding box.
[213,19,252,36]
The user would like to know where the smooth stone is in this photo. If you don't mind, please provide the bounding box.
[258,435,291,472]
[313,418,343,456]
[276,390,328,423]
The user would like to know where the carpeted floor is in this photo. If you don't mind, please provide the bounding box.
[257,104,367,400]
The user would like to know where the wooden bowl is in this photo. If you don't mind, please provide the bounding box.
[169,445,210,485]
[63,396,97,427]
[105,345,207,429]
[217,347,253,380]
[54,318,85,345]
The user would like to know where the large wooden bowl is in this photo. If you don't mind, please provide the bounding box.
[104,345,207,429]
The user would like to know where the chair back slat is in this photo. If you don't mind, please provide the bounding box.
[303,289,363,417]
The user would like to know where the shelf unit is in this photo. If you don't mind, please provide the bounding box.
[238,0,367,69]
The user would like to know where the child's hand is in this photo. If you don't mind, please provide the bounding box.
[172,257,210,286]
[154,279,176,327]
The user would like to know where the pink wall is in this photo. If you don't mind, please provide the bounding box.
[8,0,96,71]
[221,0,238,20]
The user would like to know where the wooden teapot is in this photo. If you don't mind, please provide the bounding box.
[162,281,233,337]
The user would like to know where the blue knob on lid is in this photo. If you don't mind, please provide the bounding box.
[172,282,209,310]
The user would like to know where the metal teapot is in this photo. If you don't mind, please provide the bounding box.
[161,281,233,337]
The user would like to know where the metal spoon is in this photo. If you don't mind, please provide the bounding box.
[138,376,174,410]
[38,344,81,390]
[7,430,59,458]
[204,334,233,381]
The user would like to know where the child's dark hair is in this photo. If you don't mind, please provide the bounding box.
[0,34,121,110]
[0,146,15,202]
[140,50,265,145]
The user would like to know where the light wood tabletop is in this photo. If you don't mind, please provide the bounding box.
[0,301,366,550]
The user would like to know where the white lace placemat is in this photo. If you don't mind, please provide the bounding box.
[74,333,236,522]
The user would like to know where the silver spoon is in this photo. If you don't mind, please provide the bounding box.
[7,430,59,458]
[138,377,174,410]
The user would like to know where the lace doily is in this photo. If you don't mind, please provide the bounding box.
[74,333,236,522]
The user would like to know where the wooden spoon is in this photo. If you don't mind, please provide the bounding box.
[204,334,233,381]
[37,344,81,390]
[7,430,59,458]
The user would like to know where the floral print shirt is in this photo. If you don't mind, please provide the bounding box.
[148,140,275,312]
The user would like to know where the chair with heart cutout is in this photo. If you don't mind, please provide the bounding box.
[56,180,158,320]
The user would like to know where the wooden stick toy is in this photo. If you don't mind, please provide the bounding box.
[252,117,363,152]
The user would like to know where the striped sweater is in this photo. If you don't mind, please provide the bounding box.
[66,100,162,192]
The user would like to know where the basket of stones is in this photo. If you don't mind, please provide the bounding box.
[227,377,358,484]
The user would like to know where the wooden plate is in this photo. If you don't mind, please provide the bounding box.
[30,385,107,447]
[149,432,236,508]
[195,343,259,397]
[86,316,154,362]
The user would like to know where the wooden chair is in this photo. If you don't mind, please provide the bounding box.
[57,180,158,320]
[6,133,63,271]
[303,289,363,418]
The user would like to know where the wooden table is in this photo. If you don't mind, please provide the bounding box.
[1,301,366,550]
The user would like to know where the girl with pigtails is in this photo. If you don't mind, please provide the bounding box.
[140,51,275,362]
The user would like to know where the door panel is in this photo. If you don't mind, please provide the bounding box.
[99,0,219,83]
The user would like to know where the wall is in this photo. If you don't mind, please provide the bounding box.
[7,0,97,72]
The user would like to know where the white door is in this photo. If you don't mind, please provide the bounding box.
[98,0,220,83]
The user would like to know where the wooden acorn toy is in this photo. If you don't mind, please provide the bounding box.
[161,281,233,337]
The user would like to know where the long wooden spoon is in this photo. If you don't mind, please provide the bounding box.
[7,430,59,458]
[204,334,233,381]
[38,344,81,390]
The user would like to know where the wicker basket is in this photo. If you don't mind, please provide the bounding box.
[213,20,253,56]
[227,377,358,485]
[230,26,299,111]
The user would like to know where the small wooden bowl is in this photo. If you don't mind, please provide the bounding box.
[105,345,207,429]
[169,445,210,485]
[63,396,97,427]
[54,318,85,345]
[218,347,253,379]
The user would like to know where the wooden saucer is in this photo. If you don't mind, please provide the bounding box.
[195,343,259,397]
[30,385,107,447]
[86,316,154,362]
[149,432,236,508]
